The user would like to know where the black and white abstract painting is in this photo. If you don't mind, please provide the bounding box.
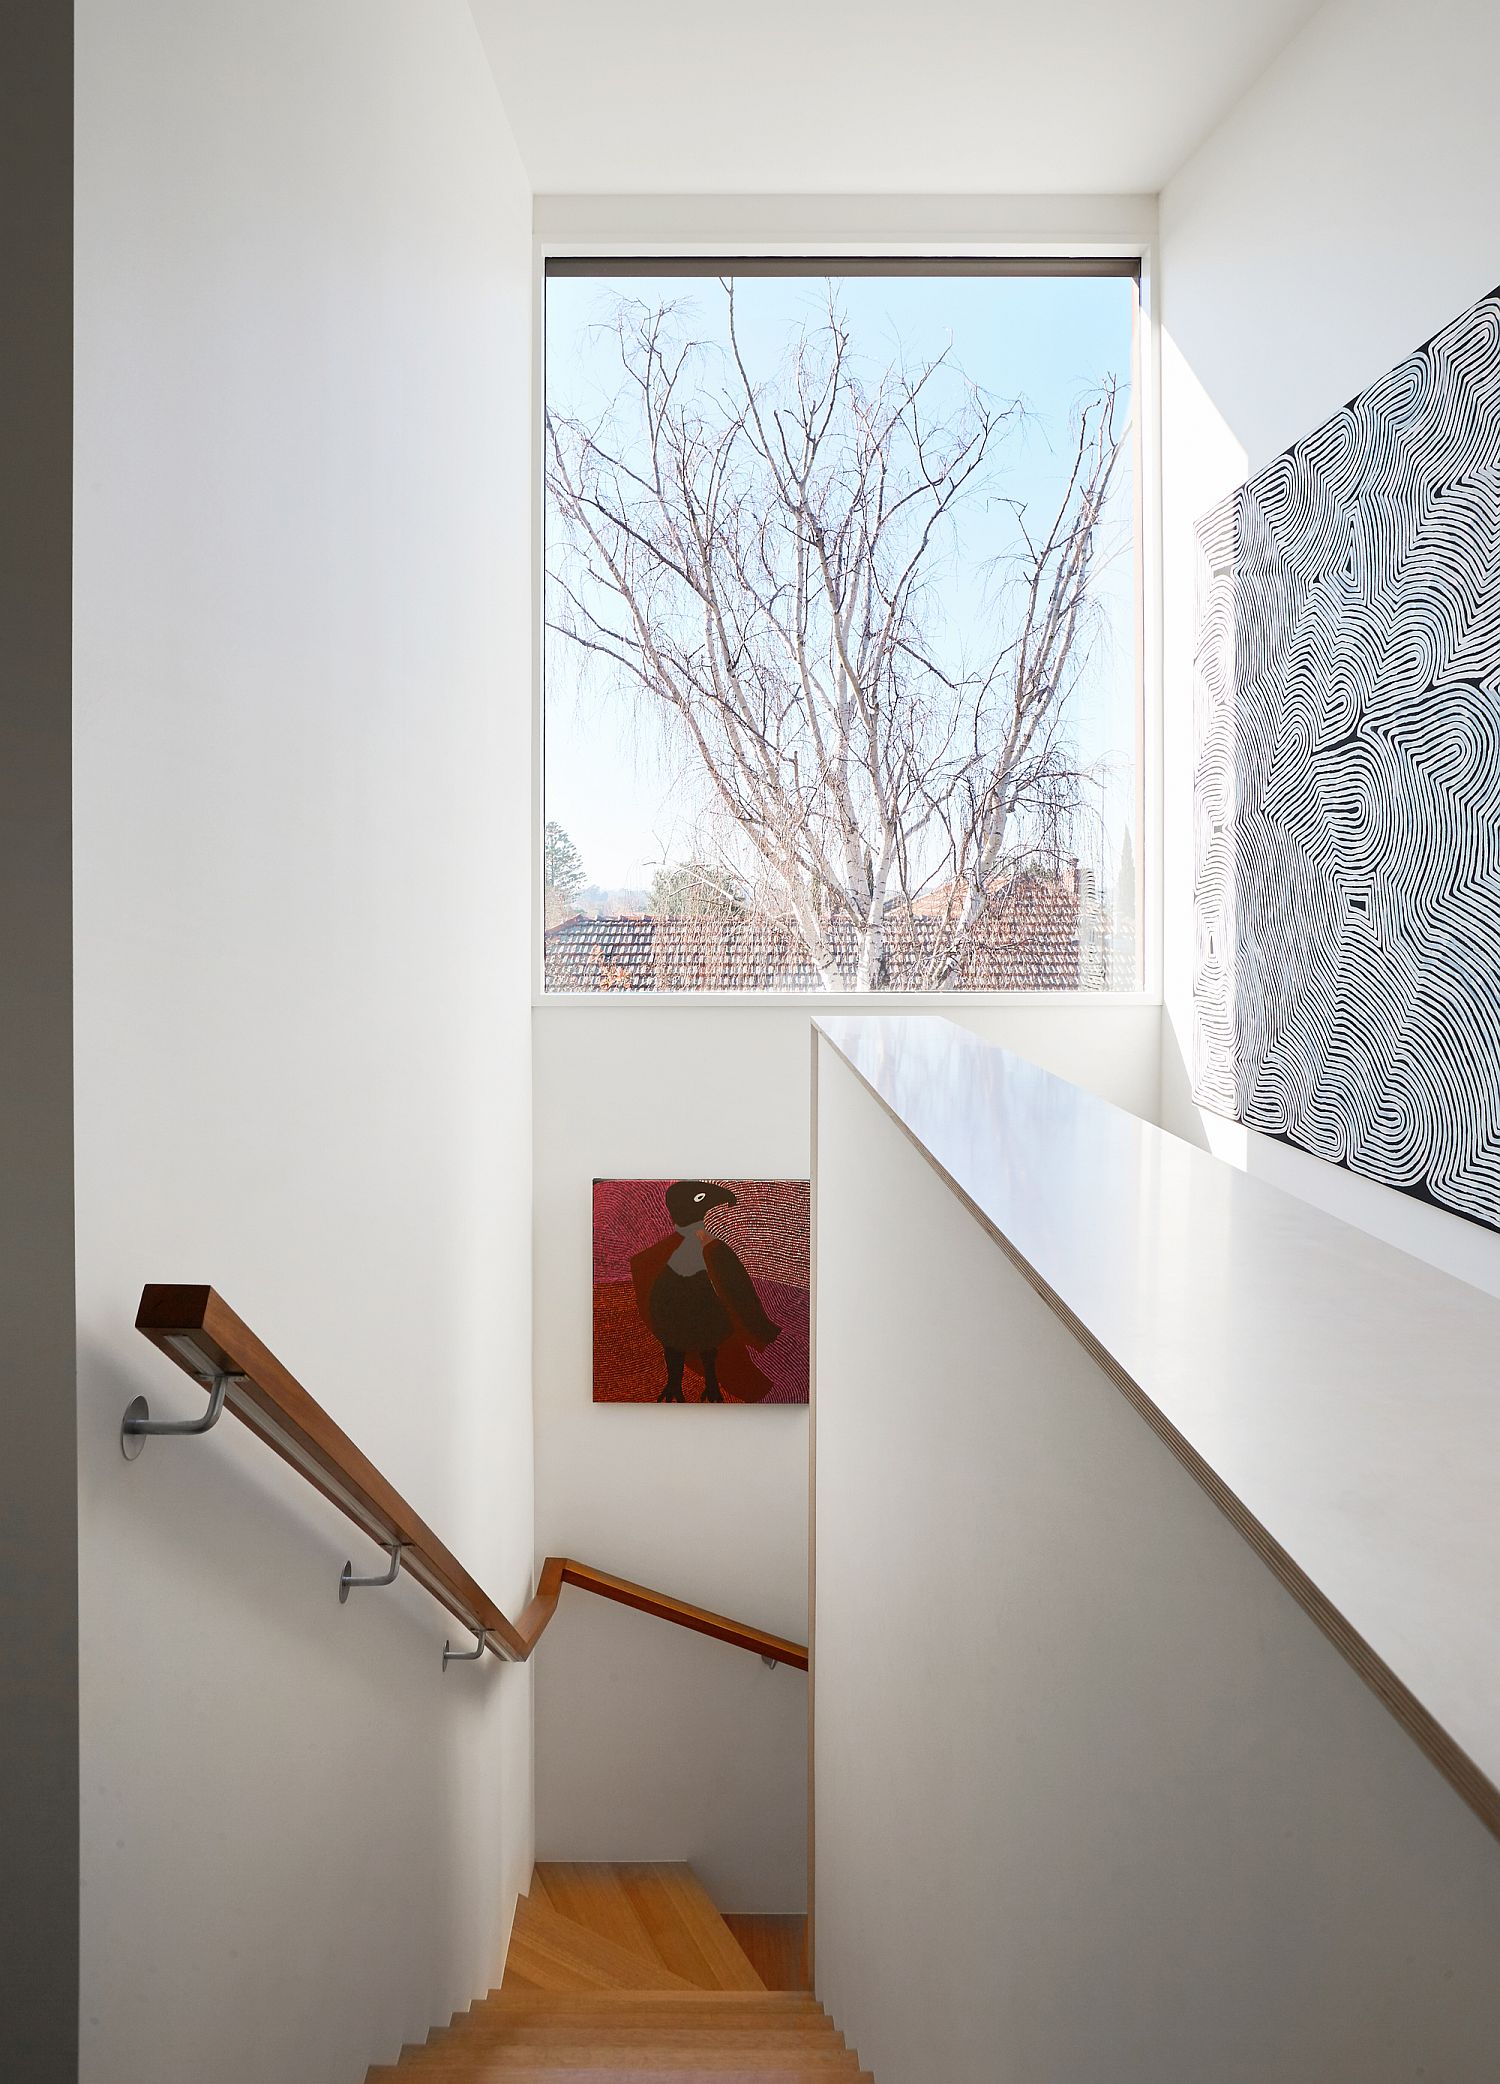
[1193,285,1500,1232]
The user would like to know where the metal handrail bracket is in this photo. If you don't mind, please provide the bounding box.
[121,1370,238,1462]
[443,1626,487,1672]
[340,1541,407,1604]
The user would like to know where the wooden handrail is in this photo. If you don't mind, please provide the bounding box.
[555,1561,806,1669]
[133,1285,807,1671]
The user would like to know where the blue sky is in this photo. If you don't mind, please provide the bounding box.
[544,269,1138,895]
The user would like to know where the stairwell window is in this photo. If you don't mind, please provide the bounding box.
[542,259,1142,994]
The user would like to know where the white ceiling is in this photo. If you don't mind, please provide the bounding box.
[470,0,1324,197]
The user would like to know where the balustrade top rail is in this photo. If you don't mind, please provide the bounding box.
[132,1284,807,1671]
[815,1014,1500,1845]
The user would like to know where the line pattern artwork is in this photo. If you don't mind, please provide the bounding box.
[1193,284,1500,1232]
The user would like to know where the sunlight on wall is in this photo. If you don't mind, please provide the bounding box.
[1158,326,1247,1151]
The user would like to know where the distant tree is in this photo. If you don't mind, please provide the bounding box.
[547,282,1125,990]
[1116,826,1137,936]
[1111,824,1138,990]
[650,861,748,919]
[544,821,587,899]
[543,820,587,928]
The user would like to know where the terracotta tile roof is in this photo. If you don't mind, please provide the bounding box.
[545,873,1086,993]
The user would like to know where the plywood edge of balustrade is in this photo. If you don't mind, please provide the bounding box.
[133,1282,530,1657]
[557,1560,809,1669]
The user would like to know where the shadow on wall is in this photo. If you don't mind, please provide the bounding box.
[1157,1019,1210,1153]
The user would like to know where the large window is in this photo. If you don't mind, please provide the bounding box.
[543,260,1141,994]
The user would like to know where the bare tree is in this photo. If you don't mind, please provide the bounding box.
[546,281,1125,990]
[650,860,748,919]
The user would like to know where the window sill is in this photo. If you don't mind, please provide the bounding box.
[531,988,1164,1011]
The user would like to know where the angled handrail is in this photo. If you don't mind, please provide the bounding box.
[131,1285,807,1672]
[556,1561,806,1669]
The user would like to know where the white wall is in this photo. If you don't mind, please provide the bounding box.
[1157,0,1500,1297]
[531,998,1159,1908]
[814,1039,1500,2083]
[72,5,534,2080]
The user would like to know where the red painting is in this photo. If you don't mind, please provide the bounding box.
[593,1179,810,1404]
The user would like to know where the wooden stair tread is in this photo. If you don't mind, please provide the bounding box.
[372,2068,864,2081]
[367,1868,871,2082]
[438,2026,837,2051]
[532,1865,764,1994]
[504,1895,697,1993]
[384,2061,857,2073]
[480,1995,819,2013]
[371,2071,872,2083]
[439,2032,841,2048]
[463,2002,821,2024]
[615,1867,766,1992]
[412,2031,849,2056]
[446,2015,830,2040]
[719,1921,809,1995]
[531,1866,663,1971]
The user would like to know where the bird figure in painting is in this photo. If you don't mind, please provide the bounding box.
[629,1180,781,1403]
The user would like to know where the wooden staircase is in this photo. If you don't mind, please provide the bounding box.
[365,1863,872,2081]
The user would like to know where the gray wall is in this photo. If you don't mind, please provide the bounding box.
[0,4,79,2075]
